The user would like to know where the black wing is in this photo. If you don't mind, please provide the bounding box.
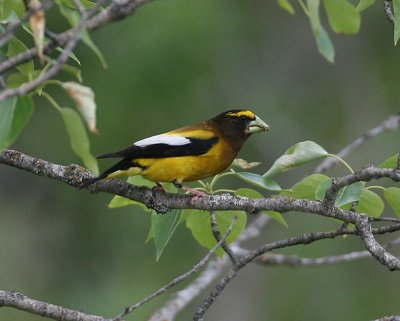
[98,137,219,159]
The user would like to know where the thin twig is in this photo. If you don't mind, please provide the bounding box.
[0,0,151,77]
[193,270,237,321]
[71,0,86,14]
[192,224,400,319]
[373,315,400,321]
[210,211,239,267]
[0,0,107,101]
[113,216,237,321]
[148,214,270,321]
[384,0,395,24]
[315,113,400,173]
[239,235,400,267]
[0,0,54,48]
[192,225,349,320]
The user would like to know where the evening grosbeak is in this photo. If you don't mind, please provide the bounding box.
[80,110,269,190]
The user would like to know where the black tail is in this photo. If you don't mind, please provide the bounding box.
[79,172,109,189]
[79,158,140,189]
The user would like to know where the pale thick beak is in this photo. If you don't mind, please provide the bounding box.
[247,115,270,134]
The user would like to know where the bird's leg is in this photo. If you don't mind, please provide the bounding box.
[173,180,206,204]
[172,180,183,189]
[152,182,166,192]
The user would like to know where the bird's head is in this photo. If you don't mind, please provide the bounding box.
[211,110,270,141]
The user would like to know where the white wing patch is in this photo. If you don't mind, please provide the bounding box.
[134,134,191,147]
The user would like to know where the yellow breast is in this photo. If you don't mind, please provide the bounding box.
[137,138,237,183]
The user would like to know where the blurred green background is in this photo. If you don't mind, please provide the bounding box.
[1,1,400,320]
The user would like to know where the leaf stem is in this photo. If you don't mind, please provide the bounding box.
[207,171,236,191]
[297,0,309,16]
[365,185,387,192]
[327,153,354,173]
[40,91,62,111]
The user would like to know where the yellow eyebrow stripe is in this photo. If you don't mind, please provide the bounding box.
[226,110,255,119]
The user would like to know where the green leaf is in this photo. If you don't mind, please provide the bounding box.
[278,0,295,14]
[55,47,81,66]
[0,95,33,151]
[281,173,330,199]
[7,37,34,74]
[356,0,376,12]
[58,107,99,174]
[152,209,182,261]
[315,179,331,201]
[0,0,25,20]
[108,195,136,209]
[335,181,364,207]
[323,0,360,34]
[315,180,364,207]
[81,30,108,69]
[394,0,400,45]
[235,188,288,227]
[379,153,399,168]
[6,71,40,88]
[234,172,281,191]
[356,189,384,217]
[61,64,83,82]
[384,187,400,217]
[3,96,34,148]
[307,0,321,34]
[186,210,247,256]
[0,97,17,151]
[305,0,335,62]
[264,141,328,178]
[58,3,107,68]
[315,24,335,63]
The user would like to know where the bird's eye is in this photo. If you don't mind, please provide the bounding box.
[240,115,248,121]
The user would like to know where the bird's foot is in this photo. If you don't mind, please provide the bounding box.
[180,185,207,205]
[172,180,208,204]
[152,182,166,193]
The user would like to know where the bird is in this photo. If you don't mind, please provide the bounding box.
[80,109,269,192]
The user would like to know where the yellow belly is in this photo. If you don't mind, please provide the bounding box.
[106,138,238,183]
[141,139,237,182]
[137,154,228,182]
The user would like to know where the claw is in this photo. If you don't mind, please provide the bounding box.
[152,182,166,193]
[180,185,206,205]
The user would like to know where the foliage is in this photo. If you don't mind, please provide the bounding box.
[108,141,400,258]
[277,0,400,62]
[1,0,100,173]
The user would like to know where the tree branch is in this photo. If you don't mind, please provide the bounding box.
[0,290,114,321]
[113,216,237,321]
[0,0,107,101]
[2,148,400,320]
[1,148,400,269]
[315,113,400,173]
[384,0,395,24]
[148,214,271,321]
[0,0,154,101]
[210,211,239,267]
[373,316,400,321]
[238,235,400,267]
[0,0,54,48]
